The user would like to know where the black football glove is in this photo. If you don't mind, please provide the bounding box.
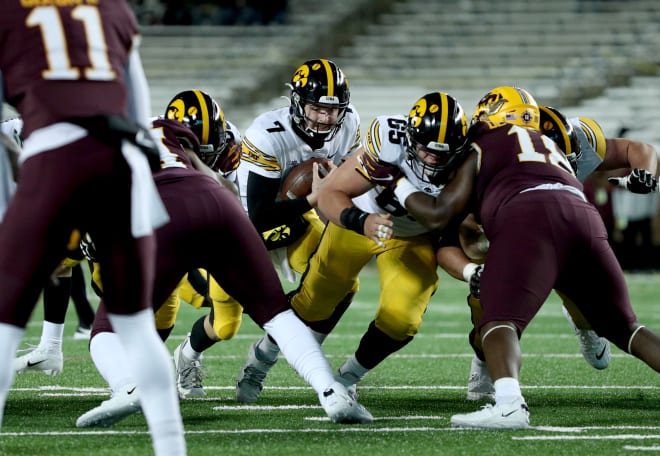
[469,264,484,299]
[608,168,658,194]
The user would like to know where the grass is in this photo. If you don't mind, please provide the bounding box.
[2,266,659,455]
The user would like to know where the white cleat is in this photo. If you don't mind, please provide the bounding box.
[236,340,277,403]
[173,336,206,398]
[562,306,611,369]
[320,382,373,424]
[14,346,63,377]
[466,356,495,401]
[73,326,91,341]
[76,384,141,428]
[451,397,530,430]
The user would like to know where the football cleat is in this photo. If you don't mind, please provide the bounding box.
[466,355,495,401]
[73,326,91,340]
[14,345,63,377]
[450,397,530,430]
[562,306,611,369]
[236,339,278,403]
[75,384,141,428]
[335,368,361,401]
[173,335,206,398]
[320,382,373,424]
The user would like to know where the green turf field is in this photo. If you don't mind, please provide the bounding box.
[2,266,659,455]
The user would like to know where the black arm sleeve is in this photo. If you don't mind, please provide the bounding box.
[246,171,313,233]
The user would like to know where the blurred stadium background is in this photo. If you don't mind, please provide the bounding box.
[4,0,660,270]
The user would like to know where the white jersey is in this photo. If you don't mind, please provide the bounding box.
[237,104,361,210]
[353,114,443,238]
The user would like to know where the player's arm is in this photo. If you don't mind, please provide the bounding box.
[601,138,658,193]
[124,39,151,127]
[187,148,239,196]
[246,171,314,233]
[398,152,477,232]
[318,151,394,246]
[598,138,657,173]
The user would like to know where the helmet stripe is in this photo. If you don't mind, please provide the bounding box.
[543,107,572,154]
[192,89,210,145]
[438,92,449,144]
[320,59,334,97]
[515,87,530,104]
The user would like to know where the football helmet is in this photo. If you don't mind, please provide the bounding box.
[288,58,350,142]
[539,105,581,173]
[471,86,540,130]
[165,89,228,169]
[406,91,468,184]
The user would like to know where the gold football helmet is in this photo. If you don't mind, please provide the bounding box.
[471,86,540,130]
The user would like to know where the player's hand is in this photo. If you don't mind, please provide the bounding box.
[468,264,484,298]
[307,161,336,207]
[364,213,393,248]
[217,142,241,176]
[608,168,658,194]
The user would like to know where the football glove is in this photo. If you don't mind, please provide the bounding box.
[468,264,484,299]
[217,142,241,177]
[608,168,658,194]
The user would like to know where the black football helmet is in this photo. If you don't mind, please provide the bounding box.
[288,58,350,142]
[539,105,581,173]
[406,92,468,184]
[164,90,228,168]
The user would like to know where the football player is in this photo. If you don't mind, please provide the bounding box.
[76,92,372,428]
[236,91,469,403]
[394,85,660,429]
[438,102,659,401]
[231,59,363,403]
[0,4,186,454]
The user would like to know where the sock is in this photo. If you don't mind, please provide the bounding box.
[310,329,327,345]
[263,309,335,394]
[188,315,215,355]
[181,333,202,361]
[256,333,281,361]
[89,331,134,393]
[39,321,64,351]
[337,355,369,385]
[0,323,24,429]
[494,377,523,404]
[108,309,185,456]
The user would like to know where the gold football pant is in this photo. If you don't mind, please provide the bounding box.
[154,270,243,341]
[291,222,438,341]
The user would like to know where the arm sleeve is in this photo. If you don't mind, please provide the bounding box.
[124,43,151,127]
[246,171,313,233]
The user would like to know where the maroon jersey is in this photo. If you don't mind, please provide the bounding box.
[472,123,580,235]
[151,118,199,171]
[0,1,139,138]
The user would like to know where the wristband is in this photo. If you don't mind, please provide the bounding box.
[393,177,418,206]
[462,262,479,282]
[340,206,368,235]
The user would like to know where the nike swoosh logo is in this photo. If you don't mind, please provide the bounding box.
[595,344,607,360]
[127,387,137,395]
[370,175,394,182]
[27,360,46,367]
[501,409,518,417]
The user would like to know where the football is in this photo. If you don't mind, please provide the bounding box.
[280,157,331,200]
